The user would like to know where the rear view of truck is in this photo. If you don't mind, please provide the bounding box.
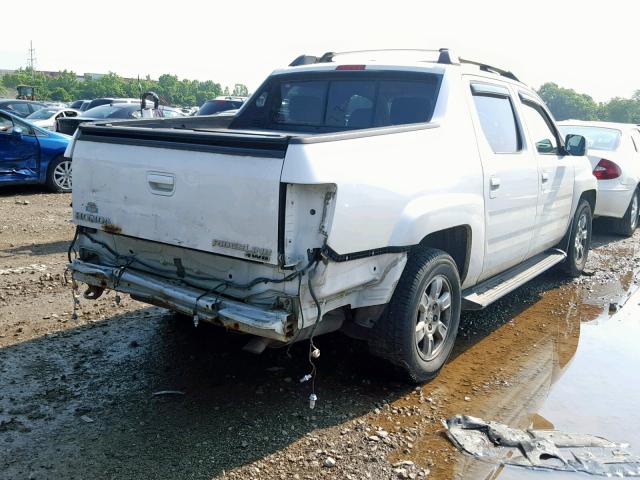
[69,124,335,341]
[69,49,485,383]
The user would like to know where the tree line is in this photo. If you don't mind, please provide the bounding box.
[1,68,249,107]
[2,68,639,122]
[537,82,640,123]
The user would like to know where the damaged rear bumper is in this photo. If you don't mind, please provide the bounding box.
[69,259,293,341]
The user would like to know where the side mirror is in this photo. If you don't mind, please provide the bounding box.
[536,138,555,154]
[11,126,24,138]
[565,134,586,156]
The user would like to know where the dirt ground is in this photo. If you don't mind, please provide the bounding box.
[0,186,638,480]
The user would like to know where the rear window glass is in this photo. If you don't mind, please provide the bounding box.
[232,72,441,132]
[558,126,621,151]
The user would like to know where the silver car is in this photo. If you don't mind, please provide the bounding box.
[26,107,81,131]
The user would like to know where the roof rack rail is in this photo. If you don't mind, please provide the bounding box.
[459,58,519,81]
[287,49,519,81]
[289,55,320,67]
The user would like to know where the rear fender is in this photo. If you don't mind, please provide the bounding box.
[389,193,484,288]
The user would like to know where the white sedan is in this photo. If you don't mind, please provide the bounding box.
[26,107,81,132]
[559,121,640,236]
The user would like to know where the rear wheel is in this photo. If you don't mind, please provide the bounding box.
[46,156,72,193]
[369,248,461,384]
[562,199,592,277]
[614,189,639,237]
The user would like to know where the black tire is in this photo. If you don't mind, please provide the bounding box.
[613,189,639,237]
[46,156,72,193]
[562,199,592,277]
[369,247,461,384]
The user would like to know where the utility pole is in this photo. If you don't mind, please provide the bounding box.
[27,40,36,80]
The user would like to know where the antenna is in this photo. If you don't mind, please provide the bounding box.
[27,40,36,79]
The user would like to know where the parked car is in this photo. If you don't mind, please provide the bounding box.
[0,99,47,118]
[26,107,81,131]
[196,96,246,116]
[559,121,640,236]
[0,110,72,192]
[42,101,69,109]
[84,97,140,111]
[67,48,596,383]
[69,100,90,110]
[57,103,185,135]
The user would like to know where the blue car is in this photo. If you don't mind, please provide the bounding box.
[0,109,72,192]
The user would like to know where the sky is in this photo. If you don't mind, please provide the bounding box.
[2,0,639,102]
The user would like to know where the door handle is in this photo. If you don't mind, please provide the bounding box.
[147,173,175,196]
[541,171,549,183]
[489,176,501,198]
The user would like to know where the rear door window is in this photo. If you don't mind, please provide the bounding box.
[471,85,521,154]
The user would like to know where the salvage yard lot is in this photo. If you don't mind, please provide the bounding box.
[1,187,639,480]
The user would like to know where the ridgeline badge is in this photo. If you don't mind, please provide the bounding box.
[74,202,111,225]
[212,239,272,261]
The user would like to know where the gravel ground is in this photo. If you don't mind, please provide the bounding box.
[0,186,638,480]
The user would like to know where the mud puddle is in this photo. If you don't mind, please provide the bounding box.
[377,244,640,478]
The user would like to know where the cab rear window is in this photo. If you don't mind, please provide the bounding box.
[231,71,442,132]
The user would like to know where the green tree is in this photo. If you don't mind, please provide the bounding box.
[49,87,71,102]
[232,83,249,97]
[48,70,79,99]
[1,67,246,107]
[537,82,599,121]
[601,97,640,123]
[195,80,222,105]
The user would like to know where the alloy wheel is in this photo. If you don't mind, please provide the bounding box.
[53,160,72,191]
[415,275,452,361]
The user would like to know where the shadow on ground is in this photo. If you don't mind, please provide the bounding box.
[0,185,52,197]
[0,240,70,258]
[0,230,619,479]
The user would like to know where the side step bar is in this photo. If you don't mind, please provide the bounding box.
[462,250,566,310]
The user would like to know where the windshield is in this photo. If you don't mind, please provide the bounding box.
[231,71,442,133]
[82,105,138,119]
[27,108,57,120]
[559,125,622,151]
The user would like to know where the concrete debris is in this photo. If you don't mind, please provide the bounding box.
[445,415,640,477]
[0,264,47,275]
[323,457,336,468]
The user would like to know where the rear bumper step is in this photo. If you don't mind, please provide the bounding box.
[69,260,293,341]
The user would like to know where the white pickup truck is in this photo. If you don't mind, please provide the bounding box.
[67,49,596,383]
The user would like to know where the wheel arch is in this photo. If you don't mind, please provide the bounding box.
[581,189,596,215]
[419,225,472,284]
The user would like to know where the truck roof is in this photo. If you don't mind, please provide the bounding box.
[273,48,524,86]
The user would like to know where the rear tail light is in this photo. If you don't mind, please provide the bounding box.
[335,65,366,71]
[593,159,621,180]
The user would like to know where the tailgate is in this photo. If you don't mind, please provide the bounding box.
[72,125,290,265]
